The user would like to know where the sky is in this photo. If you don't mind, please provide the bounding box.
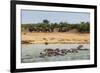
[21,10,90,24]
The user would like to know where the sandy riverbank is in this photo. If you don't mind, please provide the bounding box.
[21,32,90,44]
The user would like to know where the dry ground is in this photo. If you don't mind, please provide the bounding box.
[21,32,90,44]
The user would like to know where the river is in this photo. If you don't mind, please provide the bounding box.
[21,44,90,63]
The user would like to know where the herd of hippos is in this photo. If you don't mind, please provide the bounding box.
[39,45,89,58]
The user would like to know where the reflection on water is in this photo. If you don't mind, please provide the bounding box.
[21,44,90,63]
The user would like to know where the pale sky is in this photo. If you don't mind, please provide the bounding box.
[21,10,90,24]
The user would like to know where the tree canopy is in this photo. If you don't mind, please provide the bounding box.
[22,19,90,33]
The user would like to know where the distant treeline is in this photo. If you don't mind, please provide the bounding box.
[21,20,90,33]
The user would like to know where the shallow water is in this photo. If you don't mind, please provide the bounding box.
[21,44,90,63]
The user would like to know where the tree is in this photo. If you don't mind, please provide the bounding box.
[43,19,49,24]
[77,22,90,33]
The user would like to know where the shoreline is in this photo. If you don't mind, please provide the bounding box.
[21,40,90,44]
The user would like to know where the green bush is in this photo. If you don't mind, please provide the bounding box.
[21,20,90,33]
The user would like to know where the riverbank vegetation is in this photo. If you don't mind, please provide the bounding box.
[21,20,90,44]
[21,20,90,33]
